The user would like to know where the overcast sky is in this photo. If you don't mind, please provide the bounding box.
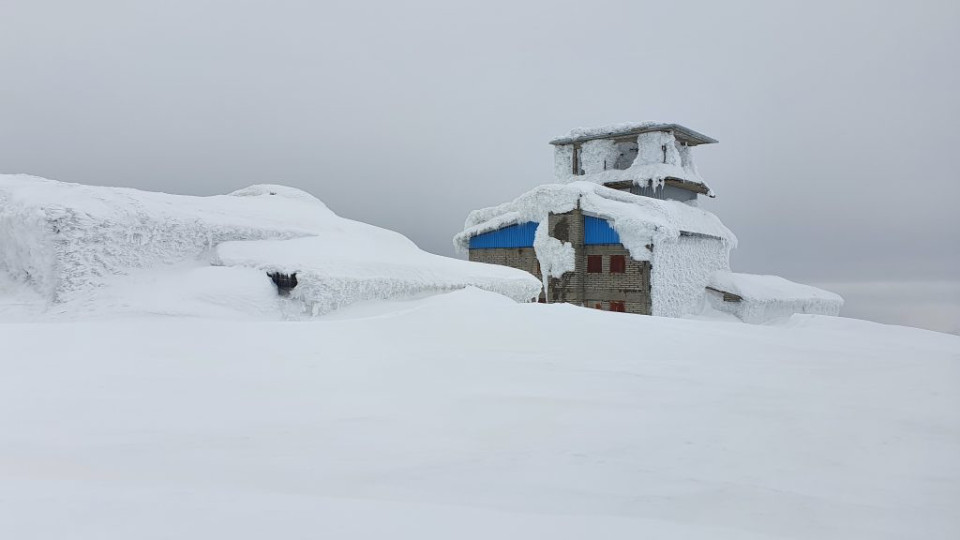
[2,0,958,332]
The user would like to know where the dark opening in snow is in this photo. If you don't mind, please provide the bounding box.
[268,272,298,295]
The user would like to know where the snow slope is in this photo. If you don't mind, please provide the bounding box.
[1,288,957,539]
[0,175,541,312]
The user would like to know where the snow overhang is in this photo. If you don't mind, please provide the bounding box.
[454,182,736,256]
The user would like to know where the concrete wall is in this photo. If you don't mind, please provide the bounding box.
[630,183,697,202]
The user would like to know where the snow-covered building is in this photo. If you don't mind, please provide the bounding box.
[551,122,716,201]
[455,122,843,322]
[0,175,542,317]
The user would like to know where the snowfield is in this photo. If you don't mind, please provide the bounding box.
[1,288,958,539]
[0,174,955,538]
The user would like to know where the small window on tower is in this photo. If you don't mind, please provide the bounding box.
[587,255,602,273]
[610,255,626,274]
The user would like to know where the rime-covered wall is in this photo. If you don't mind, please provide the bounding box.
[0,195,59,299]
[579,139,618,174]
[551,130,706,191]
[554,145,574,179]
[651,235,732,317]
[706,292,842,323]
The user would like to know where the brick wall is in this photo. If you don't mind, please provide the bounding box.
[469,247,545,301]
[582,244,651,314]
[546,209,584,305]
[467,209,652,315]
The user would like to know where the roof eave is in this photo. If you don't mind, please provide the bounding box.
[550,123,718,147]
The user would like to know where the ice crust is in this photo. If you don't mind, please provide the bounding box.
[0,174,541,314]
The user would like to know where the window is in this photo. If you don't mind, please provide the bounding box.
[572,144,584,175]
[609,255,626,274]
[610,301,626,312]
[587,255,602,273]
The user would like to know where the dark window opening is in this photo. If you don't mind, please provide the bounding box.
[572,144,584,175]
[268,272,298,295]
[614,140,638,170]
[610,301,626,313]
[609,255,626,274]
[587,255,602,273]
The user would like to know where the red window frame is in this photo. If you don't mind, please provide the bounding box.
[587,255,602,273]
[609,255,626,274]
[610,301,626,312]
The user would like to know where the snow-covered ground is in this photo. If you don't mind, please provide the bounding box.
[1,287,958,539]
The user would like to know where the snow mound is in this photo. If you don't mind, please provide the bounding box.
[227,184,332,208]
[708,271,844,323]
[0,174,541,313]
[216,235,542,316]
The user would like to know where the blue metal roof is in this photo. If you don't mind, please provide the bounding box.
[469,221,538,249]
[584,216,621,245]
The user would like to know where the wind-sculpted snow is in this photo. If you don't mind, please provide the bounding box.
[0,174,540,313]
[0,288,957,539]
[215,234,541,316]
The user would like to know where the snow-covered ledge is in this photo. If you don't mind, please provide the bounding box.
[706,271,844,323]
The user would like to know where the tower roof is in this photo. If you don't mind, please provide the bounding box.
[549,122,718,146]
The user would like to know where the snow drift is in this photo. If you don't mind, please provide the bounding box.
[1,288,957,539]
[0,175,541,314]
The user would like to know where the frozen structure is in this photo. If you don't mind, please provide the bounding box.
[706,272,845,324]
[0,174,541,316]
[551,122,716,201]
[455,122,843,322]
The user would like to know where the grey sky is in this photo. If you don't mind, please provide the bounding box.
[2,0,958,331]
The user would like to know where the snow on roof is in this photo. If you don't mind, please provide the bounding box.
[0,174,336,234]
[709,272,843,305]
[550,122,718,146]
[454,181,736,260]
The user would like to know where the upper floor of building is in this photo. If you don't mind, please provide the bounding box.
[550,122,717,202]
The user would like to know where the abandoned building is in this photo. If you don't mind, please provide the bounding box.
[454,122,843,322]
